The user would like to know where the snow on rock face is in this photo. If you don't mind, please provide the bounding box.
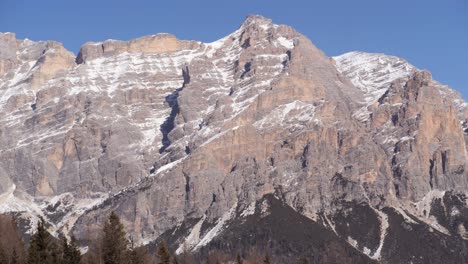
[370,207,388,260]
[0,14,300,242]
[193,205,237,251]
[333,51,417,104]
[175,204,237,254]
[253,100,317,130]
[240,201,256,217]
[0,185,44,227]
[1,15,468,261]
[334,51,468,125]
[175,215,206,254]
[277,37,294,49]
[0,184,108,236]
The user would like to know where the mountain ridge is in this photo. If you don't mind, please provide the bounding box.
[1,15,467,262]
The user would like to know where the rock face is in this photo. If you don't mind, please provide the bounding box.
[0,15,467,262]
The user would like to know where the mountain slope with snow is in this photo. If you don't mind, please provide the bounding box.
[1,15,467,262]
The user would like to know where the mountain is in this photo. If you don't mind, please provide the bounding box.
[1,15,467,263]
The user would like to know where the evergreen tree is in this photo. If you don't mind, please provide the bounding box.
[297,256,309,264]
[0,246,8,264]
[236,253,243,264]
[48,243,62,264]
[156,240,171,264]
[263,254,271,264]
[67,235,81,264]
[102,212,130,264]
[61,235,81,264]
[61,236,69,263]
[11,248,20,264]
[28,217,52,264]
[129,245,151,264]
[128,237,139,264]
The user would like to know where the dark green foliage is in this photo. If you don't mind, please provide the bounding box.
[62,235,81,264]
[48,243,61,264]
[28,217,55,264]
[11,249,20,264]
[236,253,243,264]
[0,246,8,264]
[156,241,171,264]
[297,256,309,264]
[129,249,142,264]
[102,212,130,264]
[129,245,152,264]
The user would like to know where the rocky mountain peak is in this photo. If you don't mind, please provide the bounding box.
[240,14,274,29]
[1,16,468,263]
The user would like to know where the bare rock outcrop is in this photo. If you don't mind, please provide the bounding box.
[76,34,201,64]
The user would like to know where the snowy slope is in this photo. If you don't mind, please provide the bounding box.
[334,51,468,122]
[334,51,417,104]
[0,15,298,241]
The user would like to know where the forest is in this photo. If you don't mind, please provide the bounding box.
[0,213,305,264]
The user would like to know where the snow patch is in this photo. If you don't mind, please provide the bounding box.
[254,100,316,129]
[393,207,418,224]
[352,106,372,122]
[240,201,256,217]
[260,199,270,217]
[400,136,414,142]
[175,215,206,254]
[200,126,240,147]
[347,236,358,248]
[277,37,294,49]
[322,214,338,235]
[370,209,388,260]
[363,247,371,255]
[0,185,44,222]
[414,189,446,217]
[191,204,237,251]
[151,157,186,176]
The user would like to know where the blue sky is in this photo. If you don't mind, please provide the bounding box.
[1,0,467,97]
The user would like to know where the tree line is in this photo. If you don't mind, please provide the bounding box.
[0,213,308,264]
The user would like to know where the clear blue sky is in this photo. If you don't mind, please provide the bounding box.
[1,0,467,97]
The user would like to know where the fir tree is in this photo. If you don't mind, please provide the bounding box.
[236,253,243,264]
[156,240,171,264]
[28,217,52,264]
[11,248,20,264]
[62,235,81,264]
[61,236,70,263]
[68,235,82,264]
[129,243,151,264]
[0,246,8,264]
[102,212,130,264]
[48,243,62,264]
